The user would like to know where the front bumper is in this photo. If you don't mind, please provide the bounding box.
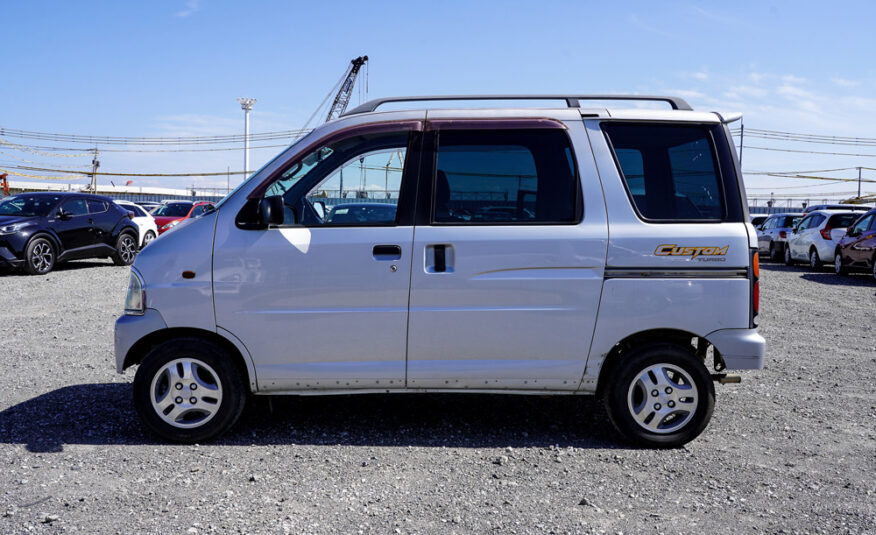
[705,328,766,370]
[114,308,167,373]
[0,245,24,268]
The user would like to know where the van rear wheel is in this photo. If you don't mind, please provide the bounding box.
[133,338,246,443]
[603,344,714,448]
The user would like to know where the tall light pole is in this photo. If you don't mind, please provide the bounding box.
[237,98,257,175]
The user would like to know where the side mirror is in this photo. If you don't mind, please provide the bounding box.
[57,209,72,221]
[258,195,286,227]
[847,226,859,237]
[312,200,326,219]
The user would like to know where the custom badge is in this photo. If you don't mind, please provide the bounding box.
[655,244,729,261]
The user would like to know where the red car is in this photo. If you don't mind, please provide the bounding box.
[834,208,876,280]
[152,201,214,235]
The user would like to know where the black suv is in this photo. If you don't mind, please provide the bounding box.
[0,192,140,274]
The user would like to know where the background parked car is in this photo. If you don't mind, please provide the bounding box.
[152,201,214,234]
[757,213,803,261]
[134,201,162,213]
[751,215,768,227]
[784,210,860,269]
[802,204,871,214]
[0,192,139,274]
[833,208,876,279]
[115,201,159,248]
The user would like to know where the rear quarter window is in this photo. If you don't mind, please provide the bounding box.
[828,213,860,228]
[603,123,728,222]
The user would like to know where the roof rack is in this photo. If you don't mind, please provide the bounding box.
[342,94,693,116]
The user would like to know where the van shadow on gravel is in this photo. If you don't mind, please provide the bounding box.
[0,383,619,453]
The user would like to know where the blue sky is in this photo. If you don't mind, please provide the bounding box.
[3,0,876,201]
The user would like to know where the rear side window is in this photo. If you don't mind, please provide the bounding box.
[828,213,860,229]
[433,129,579,224]
[87,200,107,213]
[603,124,725,221]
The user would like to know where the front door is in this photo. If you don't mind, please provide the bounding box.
[54,197,93,251]
[213,126,421,391]
[406,121,607,391]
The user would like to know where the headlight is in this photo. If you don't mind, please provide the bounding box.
[160,220,180,231]
[0,223,27,235]
[124,269,146,315]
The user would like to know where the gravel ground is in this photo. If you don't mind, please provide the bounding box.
[0,258,874,534]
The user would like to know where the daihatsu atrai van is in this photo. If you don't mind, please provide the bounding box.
[115,95,765,447]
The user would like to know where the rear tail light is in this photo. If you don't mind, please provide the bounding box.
[127,211,135,220]
[820,226,832,240]
[750,250,759,327]
[779,230,787,239]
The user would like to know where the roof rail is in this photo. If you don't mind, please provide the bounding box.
[342,94,693,116]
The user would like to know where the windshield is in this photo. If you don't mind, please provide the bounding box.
[265,146,334,197]
[213,132,315,210]
[0,195,62,217]
[153,203,192,217]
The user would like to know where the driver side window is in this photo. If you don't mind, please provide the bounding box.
[62,198,89,216]
[305,147,406,226]
[258,131,411,228]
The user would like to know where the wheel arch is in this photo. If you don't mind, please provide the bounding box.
[595,328,707,398]
[27,230,62,255]
[122,327,256,392]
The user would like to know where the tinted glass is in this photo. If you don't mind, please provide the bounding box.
[87,200,107,213]
[433,129,578,224]
[828,213,859,229]
[190,205,206,217]
[62,198,89,216]
[0,195,62,217]
[604,124,724,220]
[153,203,192,217]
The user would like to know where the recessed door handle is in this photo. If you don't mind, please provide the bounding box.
[373,244,402,259]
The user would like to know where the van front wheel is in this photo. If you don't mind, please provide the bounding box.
[603,344,714,448]
[133,338,246,443]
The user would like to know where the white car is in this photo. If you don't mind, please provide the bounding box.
[115,201,158,248]
[115,94,764,448]
[785,210,861,269]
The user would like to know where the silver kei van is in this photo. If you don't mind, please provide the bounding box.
[115,95,765,448]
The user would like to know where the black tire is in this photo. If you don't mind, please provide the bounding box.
[769,242,781,262]
[809,248,821,270]
[24,237,56,275]
[784,244,795,266]
[142,230,156,249]
[133,337,247,443]
[834,251,847,275]
[111,232,138,266]
[603,343,715,448]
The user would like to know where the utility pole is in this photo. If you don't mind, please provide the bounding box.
[237,98,257,176]
[857,166,862,199]
[738,123,744,168]
[89,148,100,193]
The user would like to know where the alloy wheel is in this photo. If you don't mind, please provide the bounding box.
[143,231,155,246]
[120,235,137,263]
[627,363,699,434]
[31,242,53,274]
[149,358,224,429]
[810,250,820,269]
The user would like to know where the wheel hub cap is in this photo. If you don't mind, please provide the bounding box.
[149,358,223,428]
[627,363,698,434]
